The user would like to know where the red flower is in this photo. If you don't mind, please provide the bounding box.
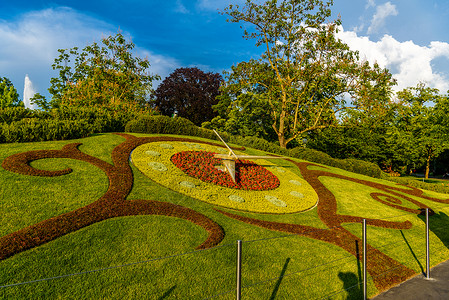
[170,151,280,191]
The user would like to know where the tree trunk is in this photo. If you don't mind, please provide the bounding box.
[425,156,431,179]
[278,134,287,149]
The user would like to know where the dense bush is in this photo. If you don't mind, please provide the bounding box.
[0,107,47,123]
[0,118,92,143]
[0,106,155,143]
[125,115,383,178]
[387,177,449,194]
[49,106,154,132]
[125,115,222,141]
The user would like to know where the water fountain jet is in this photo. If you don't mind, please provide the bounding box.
[23,74,37,110]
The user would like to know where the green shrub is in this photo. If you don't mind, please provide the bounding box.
[125,116,382,178]
[230,135,289,156]
[50,107,153,132]
[0,118,92,143]
[125,115,219,140]
[387,177,449,194]
[0,107,43,123]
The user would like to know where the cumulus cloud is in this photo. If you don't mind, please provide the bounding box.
[367,2,398,34]
[0,7,178,99]
[337,27,449,93]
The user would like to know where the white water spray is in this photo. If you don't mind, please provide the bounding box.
[23,74,37,110]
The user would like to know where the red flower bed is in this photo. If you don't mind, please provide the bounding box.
[170,151,280,190]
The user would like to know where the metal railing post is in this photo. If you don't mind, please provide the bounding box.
[426,208,430,279]
[236,240,242,300]
[363,219,367,300]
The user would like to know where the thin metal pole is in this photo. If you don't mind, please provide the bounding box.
[363,219,367,300]
[426,208,430,279]
[236,240,242,300]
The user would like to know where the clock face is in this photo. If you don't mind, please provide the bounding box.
[131,140,318,214]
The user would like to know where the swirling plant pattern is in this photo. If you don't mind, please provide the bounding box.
[0,134,229,261]
[216,161,449,291]
[2,134,449,294]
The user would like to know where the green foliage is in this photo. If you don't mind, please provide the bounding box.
[391,83,448,178]
[48,32,159,110]
[204,91,277,142]
[0,106,155,143]
[0,118,91,143]
[0,107,38,123]
[125,115,222,141]
[0,77,22,108]
[388,177,449,194]
[306,126,393,169]
[125,115,383,178]
[220,0,395,148]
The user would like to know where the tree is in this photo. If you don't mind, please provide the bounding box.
[221,0,395,148]
[47,32,159,110]
[0,77,22,108]
[391,83,448,178]
[152,67,223,126]
[204,87,278,142]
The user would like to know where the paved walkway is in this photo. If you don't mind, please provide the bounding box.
[373,259,449,299]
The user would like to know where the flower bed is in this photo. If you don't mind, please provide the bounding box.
[131,141,318,214]
[171,151,280,190]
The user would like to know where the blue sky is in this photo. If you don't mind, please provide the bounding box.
[1,0,449,104]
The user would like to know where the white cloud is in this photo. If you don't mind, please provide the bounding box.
[337,27,449,93]
[366,0,376,9]
[0,7,178,100]
[367,2,398,34]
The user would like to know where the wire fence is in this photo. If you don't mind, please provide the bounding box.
[2,206,449,299]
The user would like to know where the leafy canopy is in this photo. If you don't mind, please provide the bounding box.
[219,0,395,148]
[152,67,222,126]
[46,32,159,111]
[0,77,22,108]
[391,83,448,178]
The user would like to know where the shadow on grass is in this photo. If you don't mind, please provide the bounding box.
[269,258,290,300]
[400,230,425,275]
[418,210,449,250]
[341,240,363,299]
[158,285,176,300]
[338,272,363,300]
[336,241,363,299]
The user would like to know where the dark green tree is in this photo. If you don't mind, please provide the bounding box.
[391,83,448,178]
[0,77,22,108]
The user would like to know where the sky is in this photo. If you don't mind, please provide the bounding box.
[1,0,449,103]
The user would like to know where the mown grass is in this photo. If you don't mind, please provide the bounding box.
[0,133,449,299]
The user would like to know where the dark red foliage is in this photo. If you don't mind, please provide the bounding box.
[0,134,239,261]
[152,67,223,126]
[171,151,279,190]
[217,160,449,292]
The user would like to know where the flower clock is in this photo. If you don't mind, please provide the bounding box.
[131,141,318,214]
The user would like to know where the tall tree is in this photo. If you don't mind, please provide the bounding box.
[0,77,22,108]
[153,67,222,126]
[47,32,159,110]
[221,0,395,148]
[392,83,448,178]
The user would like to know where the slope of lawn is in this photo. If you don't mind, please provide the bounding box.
[1,133,449,299]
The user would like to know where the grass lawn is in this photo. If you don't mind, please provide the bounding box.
[1,133,449,299]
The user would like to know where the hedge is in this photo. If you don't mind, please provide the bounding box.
[125,115,383,178]
[0,106,155,143]
[387,177,449,194]
[0,118,92,143]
